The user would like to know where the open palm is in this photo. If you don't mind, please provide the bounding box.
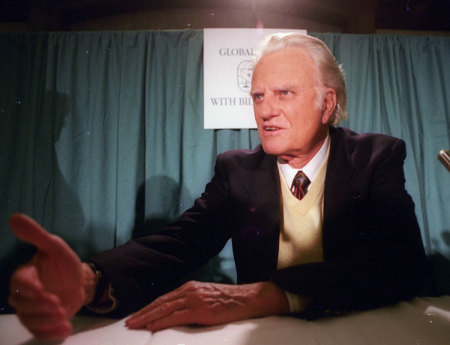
[8,213,85,339]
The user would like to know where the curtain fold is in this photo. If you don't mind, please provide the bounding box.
[1,31,449,312]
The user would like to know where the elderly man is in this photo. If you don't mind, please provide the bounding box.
[8,33,428,340]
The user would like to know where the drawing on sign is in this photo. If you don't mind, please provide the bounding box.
[237,60,254,93]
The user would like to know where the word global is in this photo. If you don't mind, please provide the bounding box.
[210,97,253,106]
[218,48,254,56]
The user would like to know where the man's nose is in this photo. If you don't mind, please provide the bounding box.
[258,97,280,120]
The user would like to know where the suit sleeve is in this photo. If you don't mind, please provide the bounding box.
[271,138,429,318]
[89,153,233,316]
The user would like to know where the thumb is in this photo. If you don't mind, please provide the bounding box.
[9,213,61,255]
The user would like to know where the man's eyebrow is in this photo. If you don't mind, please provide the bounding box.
[250,83,301,94]
[274,83,300,90]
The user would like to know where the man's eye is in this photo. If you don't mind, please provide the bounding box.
[252,94,263,101]
[281,90,291,96]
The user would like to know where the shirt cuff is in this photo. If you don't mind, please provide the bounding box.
[86,283,118,314]
[284,290,304,313]
[85,263,118,314]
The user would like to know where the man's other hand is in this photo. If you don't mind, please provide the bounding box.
[125,280,291,332]
[8,213,89,340]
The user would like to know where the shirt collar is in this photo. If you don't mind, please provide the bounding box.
[278,134,329,189]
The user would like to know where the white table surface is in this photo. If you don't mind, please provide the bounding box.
[1,296,449,345]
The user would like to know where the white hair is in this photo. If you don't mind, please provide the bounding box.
[254,33,348,125]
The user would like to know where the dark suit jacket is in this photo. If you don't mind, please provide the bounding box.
[91,127,428,317]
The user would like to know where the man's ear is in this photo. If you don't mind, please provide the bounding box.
[321,88,337,125]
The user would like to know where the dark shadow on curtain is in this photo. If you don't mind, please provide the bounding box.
[442,231,450,248]
[0,89,87,314]
[133,176,182,237]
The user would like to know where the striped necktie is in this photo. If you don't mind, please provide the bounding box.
[291,170,310,200]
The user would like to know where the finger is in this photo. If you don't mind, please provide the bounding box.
[145,308,194,332]
[9,264,66,313]
[126,282,214,329]
[9,213,63,255]
[9,288,63,317]
[127,287,180,320]
[129,281,200,321]
[16,303,67,330]
[27,320,73,341]
[11,289,71,340]
[126,297,188,329]
[9,265,44,305]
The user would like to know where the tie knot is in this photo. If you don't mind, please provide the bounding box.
[291,170,310,200]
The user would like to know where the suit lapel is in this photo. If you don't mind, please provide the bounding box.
[234,148,282,282]
[243,150,280,207]
[323,127,356,256]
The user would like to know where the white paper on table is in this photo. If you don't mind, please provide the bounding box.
[1,297,450,345]
[0,316,152,345]
[148,297,450,345]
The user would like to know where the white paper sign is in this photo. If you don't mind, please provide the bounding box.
[203,28,306,129]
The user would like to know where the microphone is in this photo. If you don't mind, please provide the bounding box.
[438,149,450,171]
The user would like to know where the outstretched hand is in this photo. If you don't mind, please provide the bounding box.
[125,280,291,332]
[8,213,88,340]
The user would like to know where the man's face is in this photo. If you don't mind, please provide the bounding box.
[251,47,332,166]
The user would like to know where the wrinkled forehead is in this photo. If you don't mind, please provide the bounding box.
[252,47,319,87]
[255,45,315,68]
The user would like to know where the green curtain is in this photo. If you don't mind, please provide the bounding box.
[1,30,449,312]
